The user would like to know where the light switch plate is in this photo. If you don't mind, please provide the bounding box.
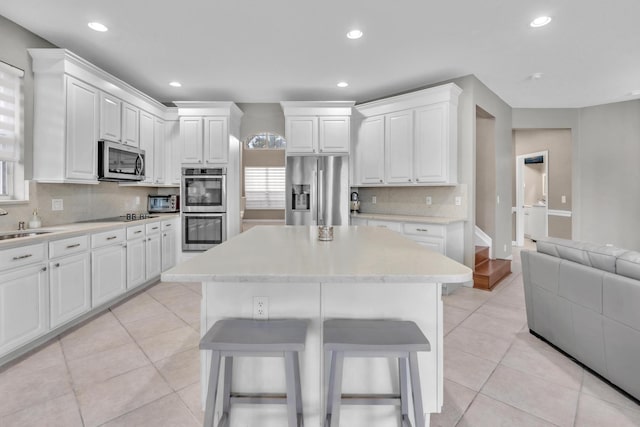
[52,199,63,211]
[426,196,432,205]
[455,196,462,206]
[372,196,377,204]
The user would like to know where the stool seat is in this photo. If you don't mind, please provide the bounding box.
[201,318,307,352]
[324,319,430,352]
[324,319,430,427]
[201,319,307,427]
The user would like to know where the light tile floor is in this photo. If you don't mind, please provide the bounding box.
[1,244,639,426]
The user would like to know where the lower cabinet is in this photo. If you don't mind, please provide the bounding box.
[126,237,146,289]
[49,252,91,328]
[92,243,127,306]
[146,234,162,280]
[161,227,177,271]
[0,264,49,357]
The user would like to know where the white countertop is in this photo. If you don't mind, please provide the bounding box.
[0,213,179,250]
[350,212,466,224]
[162,225,472,284]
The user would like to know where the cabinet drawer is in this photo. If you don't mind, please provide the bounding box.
[49,235,89,259]
[161,219,176,231]
[127,224,145,240]
[145,222,161,235]
[367,220,403,233]
[91,228,126,248]
[403,223,445,238]
[0,243,47,271]
[409,235,445,254]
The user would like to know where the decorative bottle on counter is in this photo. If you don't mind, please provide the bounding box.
[28,209,42,229]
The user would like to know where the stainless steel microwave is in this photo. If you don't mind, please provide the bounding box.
[148,195,180,213]
[98,140,145,181]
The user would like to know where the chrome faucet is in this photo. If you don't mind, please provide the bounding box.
[0,208,7,216]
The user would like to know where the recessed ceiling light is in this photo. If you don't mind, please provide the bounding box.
[346,30,363,40]
[88,22,108,32]
[530,16,551,28]
[529,73,544,80]
[169,81,182,88]
[337,82,349,88]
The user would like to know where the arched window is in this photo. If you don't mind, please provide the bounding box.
[243,133,286,209]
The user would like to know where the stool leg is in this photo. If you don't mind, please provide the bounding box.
[328,351,344,427]
[399,357,410,425]
[203,350,222,427]
[408,352,426,427]
[284,351,301,427]
[292,352,304,425]
[221,356,233,418]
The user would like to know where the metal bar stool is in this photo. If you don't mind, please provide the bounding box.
[323,319,431,427]
[200,319,307,427]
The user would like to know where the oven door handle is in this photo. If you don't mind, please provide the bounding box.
[135,154,144,177]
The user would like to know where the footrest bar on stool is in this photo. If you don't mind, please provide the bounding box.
[340,393,402,405]
[401,414,414,427]
[230,392,288,405]
[216,412,229,427]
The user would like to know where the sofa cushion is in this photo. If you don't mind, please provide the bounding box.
[536,237,625,273]
[616,251,640,281]
[558,260,603,313]
[603,273,640,331]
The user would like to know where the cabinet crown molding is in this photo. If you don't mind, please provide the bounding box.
[174,102,244,119]
[356,83,462,117]
[280,101,355,116]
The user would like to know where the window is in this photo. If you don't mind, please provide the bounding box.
[245,132,286,149]
[0,61,25,200]
[244,167,286,209]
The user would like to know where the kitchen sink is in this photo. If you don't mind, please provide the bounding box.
[0,231,52,241]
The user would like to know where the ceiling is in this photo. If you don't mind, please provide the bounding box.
[2,0,639,108]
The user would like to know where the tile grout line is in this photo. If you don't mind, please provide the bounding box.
[58,336,88,427]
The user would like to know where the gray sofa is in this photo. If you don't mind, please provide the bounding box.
[521,237,640,401]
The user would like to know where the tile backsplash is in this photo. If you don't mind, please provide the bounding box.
[0,182,158,231]
[354,185,467,218]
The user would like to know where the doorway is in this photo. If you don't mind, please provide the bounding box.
[515,150,548,246]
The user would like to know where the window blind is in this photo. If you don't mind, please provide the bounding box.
[0,61,24,162]
[244,166,286,209]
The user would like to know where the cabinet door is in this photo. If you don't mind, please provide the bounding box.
[154,118,166,184]
[203,117,228,164]
[285,117,317,154]
[126,238,146,289]
[65,76,99,181]
[180,117,203,163]
[318,116,350,153]
[0,264,48,357]
[139,111,154,184]
[166,120,181,184]
[412,237,445,254]
[92,243,126,306]
[161,230,176,271]
[414,103,449,183]
[356,116,385,185]
[121,102,139,146]
[99,92,122,142]
[49,253,91,328]
[146,234,162,279]
[385,110,414,184]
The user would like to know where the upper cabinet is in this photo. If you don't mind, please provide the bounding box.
[353,83,462,186]
[29,49,175,185]
[176,102,243,165]
[280,102,354,155]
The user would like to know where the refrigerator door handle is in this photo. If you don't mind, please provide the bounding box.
[318,168,324,225]
[312,170,318,224]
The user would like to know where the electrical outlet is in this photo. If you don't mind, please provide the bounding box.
[504,244,507,252]
[426,196,432,205]
[253,296,269,320]
[51,199,63,211]
[372,196,377,204]
[454,196,461,206]
[561,195,566,203]
[496,195,500,204]
[135,196,141,205]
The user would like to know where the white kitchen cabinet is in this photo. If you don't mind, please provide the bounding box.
[49,252,91,328]
[139,111,155,184]
[355,116,385,185]
[92,242,127,307]
[121,102,140,146]
[146,234,162,279]
[353,83,462,187]
[180,117,204,163]
[161,220,177,271]
[126,224,146,289]
[166,120,181,185]
[285,117,317,154]
[203,116,229,164]
[367,219,403,233]
[99,91,122,142]
[154,118,166,184]
[280,102,355,156]
[65,76,99,182]
[0,264,49,358]
[385,110,414,184]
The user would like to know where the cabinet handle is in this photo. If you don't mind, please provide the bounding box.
[148,238,152,241]
[379,179,383,183]
[416,178,420,182]
[165,224,172,227]
[408,178,412,182]
[41,266,47,272]
[107,236,118,240]
[12,254,33,261]
[66,243,81,249]
[416,228,429,232]
[54,262,60,267]
[134,230,142,234]
[152,226,159,230]
[163,233,167,237]
[198,160,202,163]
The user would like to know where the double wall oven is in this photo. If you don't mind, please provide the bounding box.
[181,167,227,251]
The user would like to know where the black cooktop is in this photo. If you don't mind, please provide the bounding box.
[81,214,160,223]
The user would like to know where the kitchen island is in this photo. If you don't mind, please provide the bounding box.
[162,225,472,427]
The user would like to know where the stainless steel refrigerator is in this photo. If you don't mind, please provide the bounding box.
[285,155,349,226]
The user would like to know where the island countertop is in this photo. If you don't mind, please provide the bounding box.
[162,225,472,283]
